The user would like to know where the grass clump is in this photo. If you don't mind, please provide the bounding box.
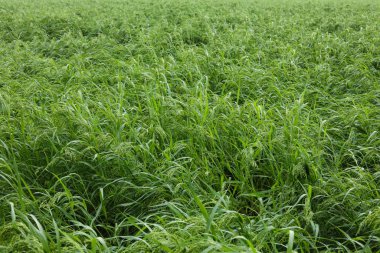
[0,0,379,252]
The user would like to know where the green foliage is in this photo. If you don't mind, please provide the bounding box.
[0,0,379,252]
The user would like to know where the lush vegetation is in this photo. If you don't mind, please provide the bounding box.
[0,0,379,252]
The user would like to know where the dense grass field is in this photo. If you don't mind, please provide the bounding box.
[0,0,379,252]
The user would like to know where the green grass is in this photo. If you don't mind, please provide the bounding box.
[0,0,379,252]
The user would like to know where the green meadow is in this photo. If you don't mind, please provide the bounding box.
[0,0,379,252]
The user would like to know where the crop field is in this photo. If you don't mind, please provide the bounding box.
[0,0,379,252]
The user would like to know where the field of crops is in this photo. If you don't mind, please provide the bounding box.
[0,0,379,252]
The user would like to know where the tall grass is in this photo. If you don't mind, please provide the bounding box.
[0,0,379,252]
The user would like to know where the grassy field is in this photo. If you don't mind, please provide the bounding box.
[0,0,379,252]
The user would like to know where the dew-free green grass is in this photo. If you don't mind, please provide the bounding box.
[0,0,379,252]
